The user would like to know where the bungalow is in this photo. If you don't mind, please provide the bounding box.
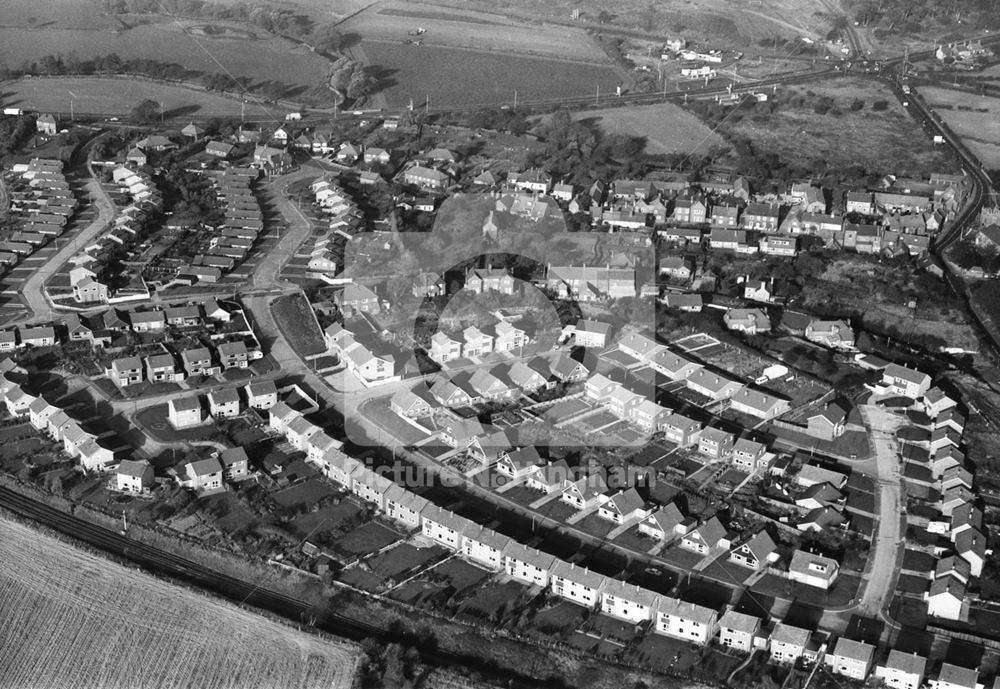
[876,651,927,689]
[788,550,840,589]
[20,326,56,347]
[796,464,848,490]
[390,388,434,418]
[525,460,571,494]
[648,349,702,381]
[655,598,718,646]
[825,638,875,680]
[549,561,606,609]
[505,361,547,392]
[116,459,154,493]
[429,378,472,407]
[550,353,588,382]
[724,308,770,335]
[729,388,790,420]
[718,610,762,653]
[685,369,744,401]
[184,457,223,491]
[495,446,542,482]
[503,541,557,588]
[807,405,847,441]
[680,516,727,555]
[729,530,778,570]
[601,580,661,623]
[798,506,847,532]
[663,293,704,312]
[429,331,462,364]
[597,488,649,524]
[638,503,685,540]
[699,427,735,459]
[805,320,855,349]
[769,623,812,664]
[168,396,203,428]
[130,310,166,332]
[208,388,241,418]
[244,380,277,409]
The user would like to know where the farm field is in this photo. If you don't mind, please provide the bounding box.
[340,1,611,62]
[0,516,361,689]
[1,77,280,120]
[571,103,728,155]
[361,40,624,109]
[920,87,1000,168]
[0,18,330,95]
[726,77,956,175]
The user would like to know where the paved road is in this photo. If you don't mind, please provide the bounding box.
[855,404,905,620]
[15,143,115,324]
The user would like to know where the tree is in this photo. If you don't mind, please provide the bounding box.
[129,98,162,124]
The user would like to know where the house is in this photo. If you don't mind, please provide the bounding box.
[655,598,718,646]
[597,488,648,524]
[129,310,166,332]
[798,506,847,532]
[729,388,790,420]
[525,460,571,493]
[545,265,636,301]
[28,398,59,432]
[649,350,702,381]
[495,446,542,481]
[673,198,708,224]
[78,438,116,473]
[350,466,394,509]
[630,399,671,433]
[363,147,391,165]
[661,412,701,446]
[381,485,428,530]
[699,427,735,459]
[923,387,957,419]
[732,438,767,472]
[711,204,740,227]
[791,183,826,213]
[145,353,182,383]
[218,341,249,369]
[208,388,241,418]
[846,191,874,215]
[807,405,847,440]
[724,308,770,335]
[769,623,811,664]
[503,541,557,588]
[926,575,968,620]
[205,140,234,158]
[429,378,472,407]
[788,550,840,589]
[336,283,380,314]
[743,203,781,231]
[493,321,526,353]
[680,516,727,555]
[429,331,463,364]
[600,580,660,623]
[164,305,201,327]
[460,525,511,571]
[421,507,470,550]
[759,235,798,257]
[245,380,278,409]
[549,561,606,608]
[181,347,219,378]
[805,320,855,349]
[881,364,932,398]
[930,664,980,689]
[20,326,56,347]
[710,228,747,251]
[390,389,434,418]
[718,610,762,653]
[286,416,320,451]
[403,165,450,190]
[826,638,875,680]
[466,267,515,296]
[168,396,203,428]
[662,293,703,312]
[116,459,154,493]
[876,651,927,689]
[729,530,778,570]
[36,114,58,136]
[685,369,744,401]
[184,457,223,491]
[550,353,588,382]
[795,483,844,511]
[218,446,249,481]
[638,503,685,540]
[70,266,108,304]
[560,474,609,511]
[505,361,547,392]
[936,408,965,435]
[954,528,986,576]
[108,356,143,387]
[796,464,848,490]
[467,368,513,401]
[573,319,612,348]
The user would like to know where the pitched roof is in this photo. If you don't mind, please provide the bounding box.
[937,664,978,689]
[657,597,718,625]
[719,609,761,634]
[117,459,151,478]
[771,622,811,647]
[187,456,223,478]
[883,650,926,677]
[832,638,875,664]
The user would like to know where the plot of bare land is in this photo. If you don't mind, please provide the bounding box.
[342,2,611,62]
[2,77,280,119]
[362,40,624,109]
[573,103,728,156]
[727,78,954,174]
[921,87,1000,168]
[0,517,360,689]
[0,18,330,93]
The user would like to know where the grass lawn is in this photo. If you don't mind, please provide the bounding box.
[528,600,586,638]
[751,571,862,608]
[458,580,529,621]
[845,489,876,515]
[134,404,222,443]
[360,399,430,446]
[633,633,705,675]
[902,549,936,572]
[368,542,447,579]
[612,525,659,553]
[272,478,339,508]
[897,426,931,442]
[431,558,490,592]
[575,513,617,539]
[922,87,1000,167]
[897,574,929,595]
[334,521,400,556]
[572,102,727,156]
[195,492,258,534]
[289,500,364,540]
[271,293,327,358]
[389,580,449,607]
[339,567,385,591]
